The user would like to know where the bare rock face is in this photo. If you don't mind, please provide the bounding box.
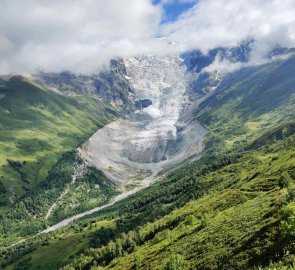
[34,59,135,111]
[134,99,152,110]
[80,54,208,188]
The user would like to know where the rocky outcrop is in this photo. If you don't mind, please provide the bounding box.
[35,59,135,111]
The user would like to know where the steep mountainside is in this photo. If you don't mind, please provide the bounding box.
[2,54,295,270]
[0,76,120,247]
[196,54,295,153]
[35,59,135,111]
[0,76,118,203]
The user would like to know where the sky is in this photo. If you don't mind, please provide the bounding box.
[153,0,197,23]
[0,0,295,74]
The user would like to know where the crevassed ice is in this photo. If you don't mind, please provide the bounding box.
[80,54,207,187]
[123,54,188,156]
[125,55,187,119]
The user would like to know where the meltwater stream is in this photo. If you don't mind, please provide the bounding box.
[42,54,208,233]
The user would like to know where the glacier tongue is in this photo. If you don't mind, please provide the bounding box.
[80,54,207,187]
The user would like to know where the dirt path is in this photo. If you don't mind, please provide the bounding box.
[45,164,86,220]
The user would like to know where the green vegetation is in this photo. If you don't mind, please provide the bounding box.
[49,166,119,222]
[0,76,119,246]
[56,136,294,270]
[0,76,117,202]
[4,131,294,270]
[196,56,295,153]
[3,219,116,270]
[0,151,119,248]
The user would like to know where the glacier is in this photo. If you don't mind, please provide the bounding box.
[80,54,208,188]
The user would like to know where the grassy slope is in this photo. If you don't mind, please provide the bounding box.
[196,56,295,152]
[105,141,295,270]
[0,76,121,247]
[5,219,116,270]
[2,56,295,270]
[0,76,116,205]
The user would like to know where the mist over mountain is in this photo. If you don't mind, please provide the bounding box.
[1,0,295,74]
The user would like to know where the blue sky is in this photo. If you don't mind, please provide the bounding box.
[152,0,197,23]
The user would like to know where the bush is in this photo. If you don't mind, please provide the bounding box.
[165,254,187,270]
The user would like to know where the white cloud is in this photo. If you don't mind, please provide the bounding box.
[160,0,295,63]
[160,0,196,4]
[0,0,162,74]
[1,0,295,74]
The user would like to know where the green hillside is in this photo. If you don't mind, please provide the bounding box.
[0,76,120,246]
[196,56,295,152]
[82,138,295,270]
[4,128,294,270]
[0,76,116,204]
[98,133,295,270]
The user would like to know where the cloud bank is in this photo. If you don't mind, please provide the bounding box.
[1,0,295,74]
[161,0,295,64]
[0,0,162,74]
